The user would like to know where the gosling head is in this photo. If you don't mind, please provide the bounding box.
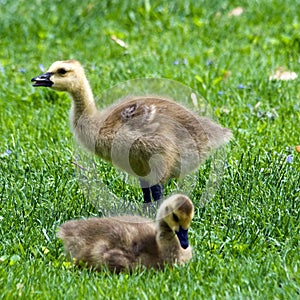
[157,194,194,232]
[31,60,85,93]
[157,194,194,249]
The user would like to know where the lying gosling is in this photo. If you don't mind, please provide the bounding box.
[57,194,194,273]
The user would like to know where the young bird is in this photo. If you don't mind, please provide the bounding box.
[31,60,232,203]
[57,194,194,273]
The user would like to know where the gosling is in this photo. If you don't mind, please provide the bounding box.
[57,194,194,273]
[32,60,232,203]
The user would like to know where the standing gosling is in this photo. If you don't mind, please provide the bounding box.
[57,194,194,273]
[32,60,232,203]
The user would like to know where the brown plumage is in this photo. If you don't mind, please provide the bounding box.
[31,60,232,201]
[57,194,194,273]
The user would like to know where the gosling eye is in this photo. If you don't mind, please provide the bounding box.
[172,213,179,222]
[57,68,67,75]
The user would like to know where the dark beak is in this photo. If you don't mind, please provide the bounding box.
[176,226,189,249]
[31,72,54,87]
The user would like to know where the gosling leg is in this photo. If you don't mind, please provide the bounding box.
[140,180,163,203]
[140,179,151,203]
[141,187,152,203]
[150,184,163,201]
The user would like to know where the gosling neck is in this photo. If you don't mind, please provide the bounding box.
[69,77,97,123]
[157,220,176,241]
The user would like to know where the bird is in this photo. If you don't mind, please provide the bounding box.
[31,60,232,203]
[57,194,194,273]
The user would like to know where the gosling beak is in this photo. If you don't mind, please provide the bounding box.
[31,72,54,87]
[176,226,189,249]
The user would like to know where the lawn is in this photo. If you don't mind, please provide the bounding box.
[0,0,299,299]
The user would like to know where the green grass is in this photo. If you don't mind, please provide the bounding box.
[1,0,300,299]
